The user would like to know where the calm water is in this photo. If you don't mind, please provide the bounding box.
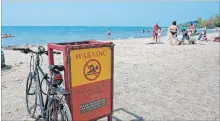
[1,26,163,46]
[1,26,215,47]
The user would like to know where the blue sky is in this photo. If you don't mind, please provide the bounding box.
[2,1,219,26]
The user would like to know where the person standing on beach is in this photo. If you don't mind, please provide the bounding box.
[157,27,162,42]
[188,22,195,36]
[168,21,178,45]
[153,23,159,42]
[108,29,111,36]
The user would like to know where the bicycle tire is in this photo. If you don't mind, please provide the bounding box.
[26,72,37,118]
[46,96,72,121]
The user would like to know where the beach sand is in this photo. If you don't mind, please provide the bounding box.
[1,32,220,120]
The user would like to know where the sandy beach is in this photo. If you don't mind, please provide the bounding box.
[1,32,220,120]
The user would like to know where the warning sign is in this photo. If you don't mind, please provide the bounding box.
[84,59,101,81]
[70,47,112,87]
[48,41,114,121]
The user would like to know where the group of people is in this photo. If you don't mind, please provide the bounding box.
[142,29,151,34]
[152,21,208,45]
[169,21,207,45]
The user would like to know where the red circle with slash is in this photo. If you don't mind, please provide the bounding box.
[83,59,101,81]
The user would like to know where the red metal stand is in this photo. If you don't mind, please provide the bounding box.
[47,40,114,121]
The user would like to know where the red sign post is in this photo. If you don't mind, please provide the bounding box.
[48,41,114,121]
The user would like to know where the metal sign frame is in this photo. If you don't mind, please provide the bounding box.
[47,41,114,121]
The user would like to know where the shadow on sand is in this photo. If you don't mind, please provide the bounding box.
[113,108,144,121]
[146,42,164,45]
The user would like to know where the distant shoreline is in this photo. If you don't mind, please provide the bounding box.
[2,32,219,49]
[1,26,218,47]
[1,25,169,28]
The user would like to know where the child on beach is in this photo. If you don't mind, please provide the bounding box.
[178,29,189,45]
[157,27,162,42]
[152,23,159,42]
[182,29,189,41]
[198,30,207,41]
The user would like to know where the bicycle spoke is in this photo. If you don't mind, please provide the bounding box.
[47,97,72,121]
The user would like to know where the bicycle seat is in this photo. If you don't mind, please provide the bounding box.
[49,65,65,71]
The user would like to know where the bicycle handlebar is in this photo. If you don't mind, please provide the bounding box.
[12,47,35,54]
[12,47,61,55]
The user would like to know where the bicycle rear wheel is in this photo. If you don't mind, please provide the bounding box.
[46,96,72,121]
[26,72,37,118]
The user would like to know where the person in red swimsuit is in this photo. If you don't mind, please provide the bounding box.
[188,22,195,35]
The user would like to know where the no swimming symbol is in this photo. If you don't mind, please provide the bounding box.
[83,59,101,81]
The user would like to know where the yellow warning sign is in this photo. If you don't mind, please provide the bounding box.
[70,47,112,87]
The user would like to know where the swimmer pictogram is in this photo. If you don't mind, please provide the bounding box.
[83,59,101,81]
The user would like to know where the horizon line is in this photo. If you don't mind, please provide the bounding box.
[2,25,169,27]
[2,0,219,2]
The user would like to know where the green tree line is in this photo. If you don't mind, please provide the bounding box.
[179,14,220,28]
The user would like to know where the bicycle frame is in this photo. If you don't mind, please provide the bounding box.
[38,66,49,117]
[32,53,50,118]
[32,52,70,119]
[12,47,71,120]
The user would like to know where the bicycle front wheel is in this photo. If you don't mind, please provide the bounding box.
[46,96,72,121]
[26,72,37,118]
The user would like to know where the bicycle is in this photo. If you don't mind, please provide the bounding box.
[13,46,72,121]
